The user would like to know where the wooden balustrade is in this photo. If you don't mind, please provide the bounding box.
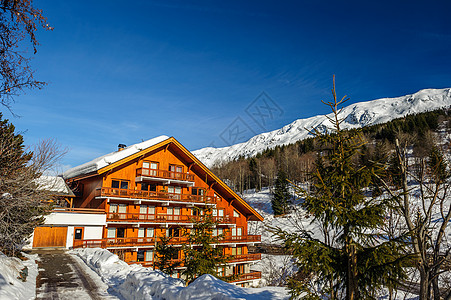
[98,187,217,204]
[106,212,236,224]
[228,253,261,263]
[136,168,195,182]
[229,271,262,282]
[73,235,261,249]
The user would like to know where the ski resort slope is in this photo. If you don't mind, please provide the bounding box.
[193,88,451,167]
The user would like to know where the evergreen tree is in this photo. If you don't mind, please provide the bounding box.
[0,114,52,256]
[154,235,182,275]
[182,211,229,285]
[275,79,406,299]
[272,169,291,216]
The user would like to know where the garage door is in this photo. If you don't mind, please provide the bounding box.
[33,226,68,248]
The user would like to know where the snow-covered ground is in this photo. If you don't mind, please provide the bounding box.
[0,252,38,300]
[72,248,289,300]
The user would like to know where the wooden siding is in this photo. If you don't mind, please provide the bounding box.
[33,226,68,248]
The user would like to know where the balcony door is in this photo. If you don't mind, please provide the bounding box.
[169,165,183,179]
[167,186,182,200]
[142,161,158,176]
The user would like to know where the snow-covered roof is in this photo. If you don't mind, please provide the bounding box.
[37,176,75,197]
[63,136,170,179]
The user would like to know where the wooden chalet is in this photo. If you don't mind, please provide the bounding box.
[61,136,264,286]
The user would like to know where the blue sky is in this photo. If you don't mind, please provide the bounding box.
[4,0,451,170]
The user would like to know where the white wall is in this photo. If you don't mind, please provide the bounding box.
[65,225,104,248]
[45,212,106,226]
[25,211,106,249]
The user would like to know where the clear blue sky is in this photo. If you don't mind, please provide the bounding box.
[4,0,451,170]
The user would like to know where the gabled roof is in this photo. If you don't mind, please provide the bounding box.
[63,136,169,179]
[64,136,264,221]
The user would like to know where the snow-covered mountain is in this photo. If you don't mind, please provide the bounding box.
[193,88,451,167]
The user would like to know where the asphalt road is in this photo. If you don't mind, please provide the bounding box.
[32,249,118,300]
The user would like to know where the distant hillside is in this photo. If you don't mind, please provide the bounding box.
[193,88,451,167]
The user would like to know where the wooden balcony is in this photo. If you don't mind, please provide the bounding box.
[228,271,262,283]
[73,237,157,249]
[106,212,236,225]
[228,253,261,263]
[73,235,261,249]
[136,168,195,185]
[97,187,218,205]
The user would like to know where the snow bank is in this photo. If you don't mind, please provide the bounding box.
[0,253,38,300]
[72,248,289,300]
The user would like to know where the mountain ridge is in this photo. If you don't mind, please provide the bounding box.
[193,88,451,167]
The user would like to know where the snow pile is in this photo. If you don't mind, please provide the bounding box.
[0,253,38,300]
[63,135,170,179]
[193,88,451,167]
[72,248,289,300]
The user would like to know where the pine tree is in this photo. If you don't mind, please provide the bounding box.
[271,169,291,216]
[0,114,52,256]
[182,211,229,285]
[275,78,407,299]
[154,235,182,275]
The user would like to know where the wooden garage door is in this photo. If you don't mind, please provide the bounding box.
[33,226,68,248]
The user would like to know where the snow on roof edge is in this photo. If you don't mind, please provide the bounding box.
[63,135,170,179]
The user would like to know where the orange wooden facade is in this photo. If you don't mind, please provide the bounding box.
[33,226,68,248]
[67,137,263,284]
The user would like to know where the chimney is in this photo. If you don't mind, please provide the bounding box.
[118,144,126,151]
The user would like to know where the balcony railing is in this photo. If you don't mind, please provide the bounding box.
[98,187,218,204]
[229,271,262,282]
[106,212,236,224]
[228,253,261,263]
[73,235,261,249]
[136,168,195,182]
[73,237,157,248]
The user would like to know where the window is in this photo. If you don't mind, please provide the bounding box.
[146,228,154,237]
[110,203,127,217]
[168,186,182,200]
[116,228,125,238]
[109,204,118,213]
[168,227,180,237]
[145,250,154,261]
[212,208,224,217]
[112,180,129,190]
[138,228,145,238]
[107,227,116,238]
[168,186,182,194]
[142,161,158,176]
[191,187,205,196]
[166,207,181,215]
[217,267,224,277]
[74,228,83,240]
[140,205,155,215]
[141,183,157,192]
[233,210,240,218]
[193,208,204,216]
[213,228,223,237]
[169,164,183,173]
[169,165,183,180]
[232,227,242,236]
[137,250,145,262]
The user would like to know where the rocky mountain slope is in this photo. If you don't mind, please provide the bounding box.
[193,88,451,167]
